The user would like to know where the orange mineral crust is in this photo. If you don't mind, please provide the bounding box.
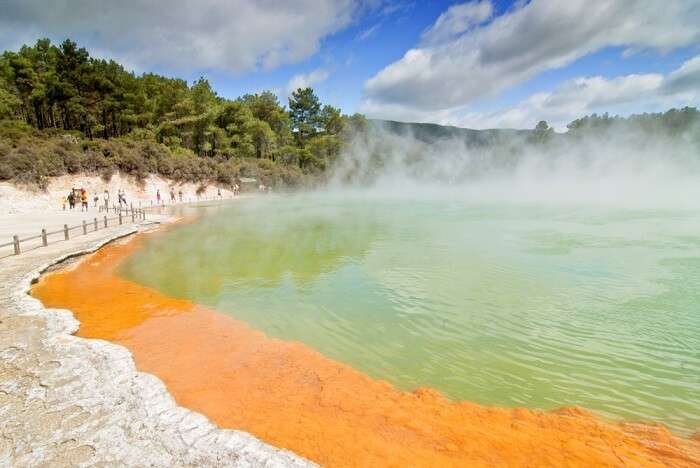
[32,236,700,467]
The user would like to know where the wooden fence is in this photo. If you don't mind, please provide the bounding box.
[1,193,238,257]
[0,207,145,256]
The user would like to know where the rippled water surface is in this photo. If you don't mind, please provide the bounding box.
[120,194,700,434]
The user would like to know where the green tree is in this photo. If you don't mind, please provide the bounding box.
[288,87,321,145]
[320,104,343,135]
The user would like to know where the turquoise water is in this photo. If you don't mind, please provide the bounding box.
[119,193,700,435]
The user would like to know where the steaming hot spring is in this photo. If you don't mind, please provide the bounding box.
[33,187,700,465]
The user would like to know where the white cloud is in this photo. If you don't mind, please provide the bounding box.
[0,0,377,73]
[661,55,700,96]
[421,0,493,46]
[362,54,700,131]
[357,23,382,41]
[363,0,700,112]
[285,69,330,97]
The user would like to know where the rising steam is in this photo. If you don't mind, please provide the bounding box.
[329,116,700,208]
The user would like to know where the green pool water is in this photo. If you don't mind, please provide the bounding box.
[119,193,700,435]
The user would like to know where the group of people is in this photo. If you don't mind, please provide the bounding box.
[62,184,240,212]
[62,187,90,211]
[154,185,239,205]
[62,187,129,212]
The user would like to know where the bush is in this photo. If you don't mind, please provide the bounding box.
[0,125,313,190]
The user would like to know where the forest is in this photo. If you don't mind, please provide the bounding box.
[0,38,366,187]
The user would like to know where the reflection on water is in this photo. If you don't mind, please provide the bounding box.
[119,193,700,435]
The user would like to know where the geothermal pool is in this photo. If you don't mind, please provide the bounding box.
[118,193,700,435]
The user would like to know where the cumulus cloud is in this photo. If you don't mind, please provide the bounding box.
[361,54,700,130]
[421,0,493,46]
[445,55,700,131]
[0,0,374,73]
[285,69,330,96]
[661,55,700,96]
[363,0,700,112]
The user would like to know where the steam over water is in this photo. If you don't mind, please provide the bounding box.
[120,193,700,435]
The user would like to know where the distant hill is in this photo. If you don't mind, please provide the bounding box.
[370,119,533,145]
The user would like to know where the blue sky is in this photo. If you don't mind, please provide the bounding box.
[2,0,700,130]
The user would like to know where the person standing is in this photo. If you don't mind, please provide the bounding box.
[80,188,89,212]
[170,188,176,203]
[103,190,110,211]
[156,189,161,205]
[67,191,75,210]
[61,196,67,211]
[178,189,183,202]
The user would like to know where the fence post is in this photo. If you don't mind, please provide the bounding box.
[64,224,69,240]
[13,235,20,255]
[82,220,87,235]
[41,228,48,247]
[94,217,98,231]
[104,216,108,228]
[119,211,123,225]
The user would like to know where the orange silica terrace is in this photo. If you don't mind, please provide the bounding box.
[32,233,700,467]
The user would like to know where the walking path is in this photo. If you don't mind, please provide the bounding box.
[0,212,310,467]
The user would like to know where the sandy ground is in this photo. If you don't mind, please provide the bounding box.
[0,173,237,258]
[0,179,310,467]
[0,173,235,215]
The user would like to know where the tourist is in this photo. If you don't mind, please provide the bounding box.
[67,191,75,210]
[170,188,175,203]
[93,194,99,208]
[80,188,88,212]
[103,190,110,211]
[178,189,183,202]
[61,196,67,211]
[217,188,222,199]
[156,189,161,205]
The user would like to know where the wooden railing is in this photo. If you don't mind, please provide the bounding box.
[1,207,146,256]
[2,193,239,257]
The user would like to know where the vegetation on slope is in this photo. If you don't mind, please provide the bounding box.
[1,39,699,189]
[0,38,366,188]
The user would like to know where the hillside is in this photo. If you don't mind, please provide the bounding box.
[371,119,532,146]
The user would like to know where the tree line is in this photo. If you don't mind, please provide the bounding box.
[0,38,367,180]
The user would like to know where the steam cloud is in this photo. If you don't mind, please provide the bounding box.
[329,118,700,209]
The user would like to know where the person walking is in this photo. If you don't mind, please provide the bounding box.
[80,188,89,212]
[170,188,176,203]
[156,189,161,205]
[67,191,75,210]
[178,189,183,202]
[103,190,110,211]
